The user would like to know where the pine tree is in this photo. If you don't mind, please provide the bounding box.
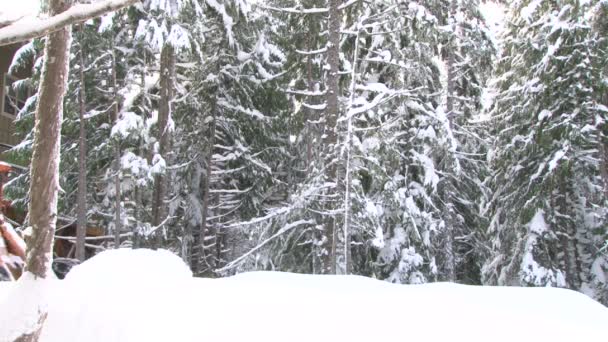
[484,0,608,304]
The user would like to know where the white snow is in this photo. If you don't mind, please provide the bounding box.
[0,0,39,23]
[521,0,542,21]
[0,273,55,342]
[529,209,548,235]
[1,249,607,342]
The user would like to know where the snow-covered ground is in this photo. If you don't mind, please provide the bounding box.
[1,249,607,342]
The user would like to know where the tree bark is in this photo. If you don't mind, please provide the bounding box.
[152,43,175,246]
[342,19,364,275]
[16,0,72,340]
[199,104,216,275]
[442,0,457,282]
[75,30,87,262]
[24,0,71,279]
[322,0,341,275]
[111,40,122,249]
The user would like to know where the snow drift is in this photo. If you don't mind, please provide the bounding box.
[1,248,607,342]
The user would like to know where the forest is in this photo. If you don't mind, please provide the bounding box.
[0,0,607,319]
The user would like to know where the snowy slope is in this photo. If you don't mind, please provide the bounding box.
[1,249,607,342]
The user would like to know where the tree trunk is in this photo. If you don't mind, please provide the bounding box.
[133,59,148,250]
[17,0,72,340]
[599,89,608,199]
[75,30,87,262]
[322,0,341,275]
[306,35,314,171]
[152,43,175,246]
[111,40,122,249]
[342,21,363,275]
[443,0,457,282]
[198,104,216,276]
[24,0,71,280]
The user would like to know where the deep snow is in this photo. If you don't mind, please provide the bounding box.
[1,249,607,342]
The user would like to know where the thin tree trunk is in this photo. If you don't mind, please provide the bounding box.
[443,0,457,282]
[215,192,224,271]
[599,90,608,199]
[133,60,147,249]
[111,40,122,249]
[342,22,362,275]
[17,0,72,340]
[152,43,175,247]
[199,105,216,275]
[306,35,314,171]
[75,30,87,262]
[322,0,341,275]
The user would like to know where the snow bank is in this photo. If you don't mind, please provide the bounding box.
[0,273,55,342]
[1,249,606,342]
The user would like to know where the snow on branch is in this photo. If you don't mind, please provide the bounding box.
[0,0,140,46]
[261,5,328,14]
[217,220,314,272]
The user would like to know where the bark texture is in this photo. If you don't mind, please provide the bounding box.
[111,42,122,248]
[76,32,87,262]
[321,0,341,275]
[24,0,72,279]
[17,0,72,340]
[152,43,175,245]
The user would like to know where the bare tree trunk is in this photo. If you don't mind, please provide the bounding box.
[342,21,363,275]
[215,192,224,271]
[322,0,341,275]
[24,0,71,280]
[198,105,216,275]
[599,90,608,199]
[443,0,457,282]
[75,30,87,262]
[17,0,72,340]
[110,40,122,249]
[306,36,314,171]
[133,59,147,249]
[152,43,175,247]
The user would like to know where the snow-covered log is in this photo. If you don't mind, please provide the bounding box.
[0,0,140,46]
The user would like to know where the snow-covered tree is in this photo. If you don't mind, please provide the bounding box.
[483,0,608,304]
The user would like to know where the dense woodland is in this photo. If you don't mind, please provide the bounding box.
[3,0,608,305]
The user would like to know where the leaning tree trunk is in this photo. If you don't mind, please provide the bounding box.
[152,43,175,246]
[322,0,341,275]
